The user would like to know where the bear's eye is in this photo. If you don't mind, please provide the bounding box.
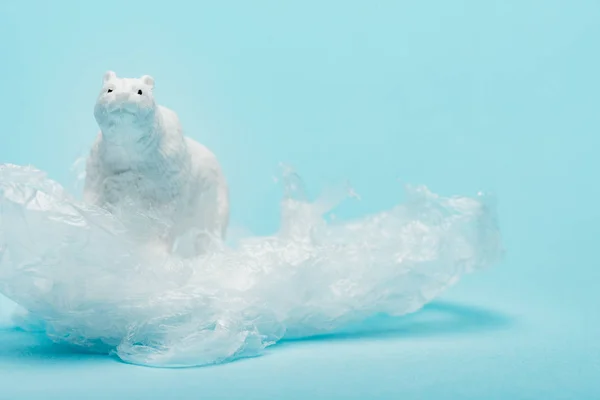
[137,89,143,95]
[107,89,113,93]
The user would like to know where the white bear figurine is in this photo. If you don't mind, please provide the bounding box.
[83,71,229,258]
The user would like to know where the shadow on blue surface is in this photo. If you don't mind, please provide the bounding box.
[279,300,515,346]
[0,301,514,366]
[0,328,109,365]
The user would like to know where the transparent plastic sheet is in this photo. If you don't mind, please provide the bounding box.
[0,163,503,367]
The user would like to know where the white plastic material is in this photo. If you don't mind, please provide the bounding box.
[0,163,502,367]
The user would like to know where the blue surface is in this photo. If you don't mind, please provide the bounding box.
[1,0,599,398]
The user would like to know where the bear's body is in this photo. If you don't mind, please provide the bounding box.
[83,71,229,257]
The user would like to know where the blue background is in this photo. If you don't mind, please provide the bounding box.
[1,0,599,398]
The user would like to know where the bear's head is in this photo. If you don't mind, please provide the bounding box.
[94,71,158,143]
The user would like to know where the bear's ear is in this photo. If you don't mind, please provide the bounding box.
[140,75,155,88]
[103,70,117,83]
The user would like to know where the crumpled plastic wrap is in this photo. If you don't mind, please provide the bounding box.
[0,163,503,367]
